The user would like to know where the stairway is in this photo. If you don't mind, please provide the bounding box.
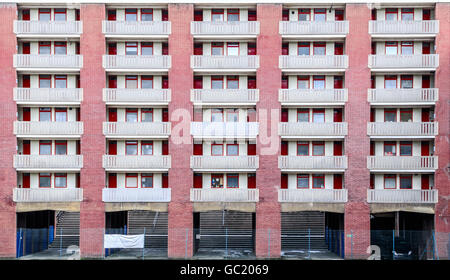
[281,211,328,250]
[127,210,168,249]
[48,211,80,249]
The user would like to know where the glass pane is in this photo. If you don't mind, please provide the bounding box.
[126,78,138,89]
[126,143,137,155]
[401,78,413,89]
[142,176,153,187]
[299,9,310,21]
[54,9,66,21]
[126,176,137,187]
[141,9,153,21]
[141,46,153,55]
[313,176,325,188]
[39,78,51,88]
[227,145,238,156]
[142,112,153,122]
[211,110,223,122]
[227,79,239,89]
[384,112,396,122]
[228,12,239,22]
[54,45,67,55]
[39,176,51,187]
[40,143,51,155]
[126,45,137,55]
[126,112,138,122]
[211,78,223,89]
[125,9,137,21]
[211,47,223,55]
[227,45,239,56]
[384,144,396,156]
[386,45,398,55]
[39,46,51,54]
[313,78,325,89]
[400,111,413,122]
[227,175,239,188]
[141,78,153,89]
[314,10,326,21]
[211,145,223,155]
[298,46,310,55]
[313,144,324,156]
[297,79,309,89]
[39,10,51,21]
[55,78,67,88]
[297,176,309,188]
[297,143,309,156]
[385,79,397,89]
[40,111,51,122]
[55,144,67,155]
[55,111,67,122]
[211,175,223,188]
[55,176,67,187]
[212,10,224,22]
[142,143,153,155]
[314,46,326,55]
[400,144,412,156]
[401,45,413,55]
[385,177,396,189]
[400,177,412,189]
[297,112,309,122]
[386,9,398,21]
[313,112,325,123]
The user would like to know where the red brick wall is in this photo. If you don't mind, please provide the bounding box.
[344,4,371,259]
[434,3,450,259]
[255,4,282,258]
[0,3,17,258]
[79,4,106,258]
[167,3,194,258]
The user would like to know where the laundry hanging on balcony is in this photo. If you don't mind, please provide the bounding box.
[104,234,145,249]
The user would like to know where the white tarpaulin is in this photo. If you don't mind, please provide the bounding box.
[104,234,145,249]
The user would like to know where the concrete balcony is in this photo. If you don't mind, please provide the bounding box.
[14,88,83,105]
[191,55,259,72]
[279,55,348,72]
[369,20,439,38]
[368,88,438,105]
[102,155,171,171]
[367,156,438,172]
[102,55,171,72]
[367,189,438,204]
[190,156,259,172]
[367,122,438,139]
[190,89,259,106]
[190,122,259,140]
[279,21,349,37]
[14,155,83,171]
[190,188,259,203]
[279,122,348,139]
[102,188,171,203]
[191,21,259,38]
[279,156,347,172]
[103,88,171,105]
[278,189,348,203]
[102,21,171,38]
[103,122,171,139]
[13,121,83,138]
[13,55,83,72]
[279,89,347,106]
[13,188,83,203]
[368,54,439,71]
[14,20,83,38]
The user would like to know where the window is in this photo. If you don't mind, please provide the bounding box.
[385,42,398,55]
[211,143,223,156]
[54,8,66,21]
[227,174,239,188]
[314,8,326,21]
[227,42,239,56]
[297,175,309,188]
[54,75,67,88]
[39,140,52,155]
[384,75,397,89]
[384,109,397,122]
[39,173,51,188]
[400,108,413,122]
[312,109,325,123]
[400,75,413,89]
[227,76,239,89]
[297,109,309,122]
[39,75,52,88]
[39,42,51,54]
[400,141,412,156]
[384,141,396,156]
[211,9,224,22]
[313,42,326,55]
[141,76,153,89]
[227,9,239,21]
[125,75,138,89]
[126,173,138,188]
[385,8,398,21]
[226,109,239,122]
[401,8,414,21]
[125,141,138,155]
[54,42,67,55]
[125,9,137,21]
[211,42,224,55]
[297,141,309,156]
[38,8,51,21]
[400,175,412,189]
[298,42,310,56]
[211,174,224,188]
[141,141,153,155]
[142,108,153,122]
[141,8,153,21]
[298,9,311,21]
[384,175,396,189]
[312,174,325,188]
[125,42,138,55]
[401,41,413,55]
[211,76,224,89]
[211,108,223,122]
[141,173,153,188]
[39,107,52,121]
[55,108,67,122]
[312,141,325,156]
[141,42,153,55]
[126,108,138,122]
[226,143,239,156]
[54,173,67,188]
[55,140,67,155]
[313,75,325,89]
[297,76,309,89]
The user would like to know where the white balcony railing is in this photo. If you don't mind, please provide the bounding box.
[278,189,348,203]
[279,156,348,170]
[191,55,259,70]
[369,20,439,35]
[279,21,349,36]
[279,122,348,137]
[190,156,259,170]
[279,55,348,70]
[367,189,438,204]
[14,88,83,104]
[279,89,348,104]
[13,54,83,69]
[191,21,260,36]
[190,122,259,139]
[191,89,259,105]
[14,155,83,170]
[102,188,171,203]
[103,55,171,70]
[190,188,259,202]
[367,156,438,171]
[14,20,83,36]
[368,54,439,69]
[102,21,171,36]
[14,121,83,137]
[103,122,171,138]
[368,88,438,104]
[102,155,171,171]
[103,88,171,104]
[13,188,83,203]
[367,122,438,137]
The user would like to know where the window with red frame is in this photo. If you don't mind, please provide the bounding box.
[39,107,52,121]
[39,75,52,88]
[126,173,138,188]
[141,75,153,89]
[141,108,153,122]
[401,41,413,55]
[384,174,396,189]
[312,141,325,156]
[55,140,67,155]
[125,75,138,89]
[54,8,66,21]
[55,108,67,122]
[211,75,224,89]
[385,42,398,55]
[39,41,51,54]
[297,174,309,188]
[211,174,224,188]
[211,108,223,122]
[400,75,413,89]
[141,8,153,21]
[38,8,51,21]
[400,108,413,122]
[227,9,239,21]
[384,141,396,156]
[227,42,239,56]
[55,75,67,88]
[400,175,412,189]
[141,173,153,188]
[226,174,239,188]
[299,8,311,21]
[54,42,67,55]
[125,141,138,155]
[384,109,397,122]
[297,141,309,156]
[211,42,224,55]
[226,109,239,122]
[313,8,326,21]
[125,42,138,55]
[226,143,239,156]
[297,76,309,89]
[39,140,52,155]
[385,8,398,21]
[401,8,414,21]
[312,109,325,123]
[211,9,224,22]
[313,75,325,89]
[227,76,239,89]
[126,108,138,122]
[54,173,67,188]
[39,173,51,188]
[141,141,153,155]
[313,42,326,55]
[399,141,412,156]
[125,9,137,21]
[211,143,223,156]
[384,75,397,89]
[141,42,153,55]
[312,174,325,188]
[298,42,310,55]
[297,108,309,122]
